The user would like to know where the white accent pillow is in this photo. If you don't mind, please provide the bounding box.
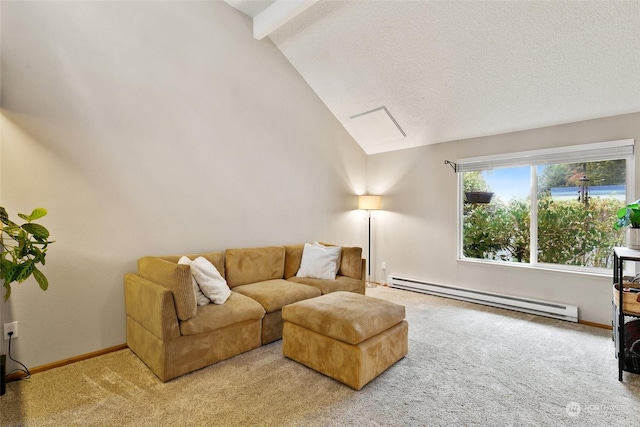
[296,243,341,280]
[178,256,210,306]
[313,241,341,273]
[191,256,231,305]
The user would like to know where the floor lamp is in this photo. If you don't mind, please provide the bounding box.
[358,195,381,288]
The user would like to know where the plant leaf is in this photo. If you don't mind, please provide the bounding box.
[0,257,11,278]
[3,264,17,283]
[28,208,48,221]
[617,207,629,219]
[0,207,17,228]
[18,208,47,222]
[4,264,20,283]
[22,223,50,239]
[3,281,11,301]
[33,267,48,291]
[15,262,34,283]
[0,207,9,225]
[29,246,46,264]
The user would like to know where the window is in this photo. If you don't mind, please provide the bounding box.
[459,140,633,270]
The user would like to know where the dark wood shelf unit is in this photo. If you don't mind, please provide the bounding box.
[612,247,640,381]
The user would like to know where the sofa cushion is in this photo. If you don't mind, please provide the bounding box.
[338,246,363,279]
[138,256,197,321]
[282,291,405,345]
[179,292,265,336]
[296,243,341,280]
[284,244,304,279]
[313,241,341,273]
[191,257,231,304]
[225,246,285,288]
[316,242,363,280]
[232,279,321,313]
[287,275,363,295]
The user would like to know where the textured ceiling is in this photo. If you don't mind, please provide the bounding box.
[228,1,640,155]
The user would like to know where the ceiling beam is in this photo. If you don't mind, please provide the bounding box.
[253,0,319,40]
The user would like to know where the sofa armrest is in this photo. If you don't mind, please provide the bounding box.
[360,258,366,287]
[124,273,180,341]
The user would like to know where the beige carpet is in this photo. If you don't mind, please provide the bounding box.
[1,286,640,426]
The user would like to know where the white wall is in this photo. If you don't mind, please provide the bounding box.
[367,112,640,325]
[0,1,366,370]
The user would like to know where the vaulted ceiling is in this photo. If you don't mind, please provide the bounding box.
[226,0,640,155]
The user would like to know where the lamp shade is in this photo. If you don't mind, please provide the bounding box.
[358,195,382,210]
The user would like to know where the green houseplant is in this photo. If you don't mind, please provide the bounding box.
[0,207,54,301]
[614,200,640,230]
[615,200,640,250]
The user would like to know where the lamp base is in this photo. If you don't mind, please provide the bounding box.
[365,281,377,288]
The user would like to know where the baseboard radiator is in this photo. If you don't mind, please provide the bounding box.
[388,275,578,322]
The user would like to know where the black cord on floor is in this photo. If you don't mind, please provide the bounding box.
[6,332,31,381]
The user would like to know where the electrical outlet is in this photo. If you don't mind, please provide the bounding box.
[381,261,386,269]
[3,322,18,340]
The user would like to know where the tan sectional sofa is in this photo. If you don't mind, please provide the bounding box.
[124,244,365,382]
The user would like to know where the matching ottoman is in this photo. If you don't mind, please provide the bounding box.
[282,291,408,390]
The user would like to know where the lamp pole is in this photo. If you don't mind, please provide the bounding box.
[367,209,372,280]
[358,195,381,288]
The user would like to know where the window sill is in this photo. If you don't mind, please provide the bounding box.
[456,257,611,279]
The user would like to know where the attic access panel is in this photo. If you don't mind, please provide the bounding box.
[348,106,406,146]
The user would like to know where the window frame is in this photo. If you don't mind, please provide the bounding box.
[456,139,635,275]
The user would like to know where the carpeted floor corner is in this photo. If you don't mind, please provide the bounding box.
[1,286,639,426]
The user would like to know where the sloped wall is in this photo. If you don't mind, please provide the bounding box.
[0,1,366,369]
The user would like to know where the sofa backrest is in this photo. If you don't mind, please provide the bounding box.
[283,244,305,279]
[225,246,285,288]
[284,243,363,280]
[137,251,224,321]
[160,252,225,277]
[336,246,363,279]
